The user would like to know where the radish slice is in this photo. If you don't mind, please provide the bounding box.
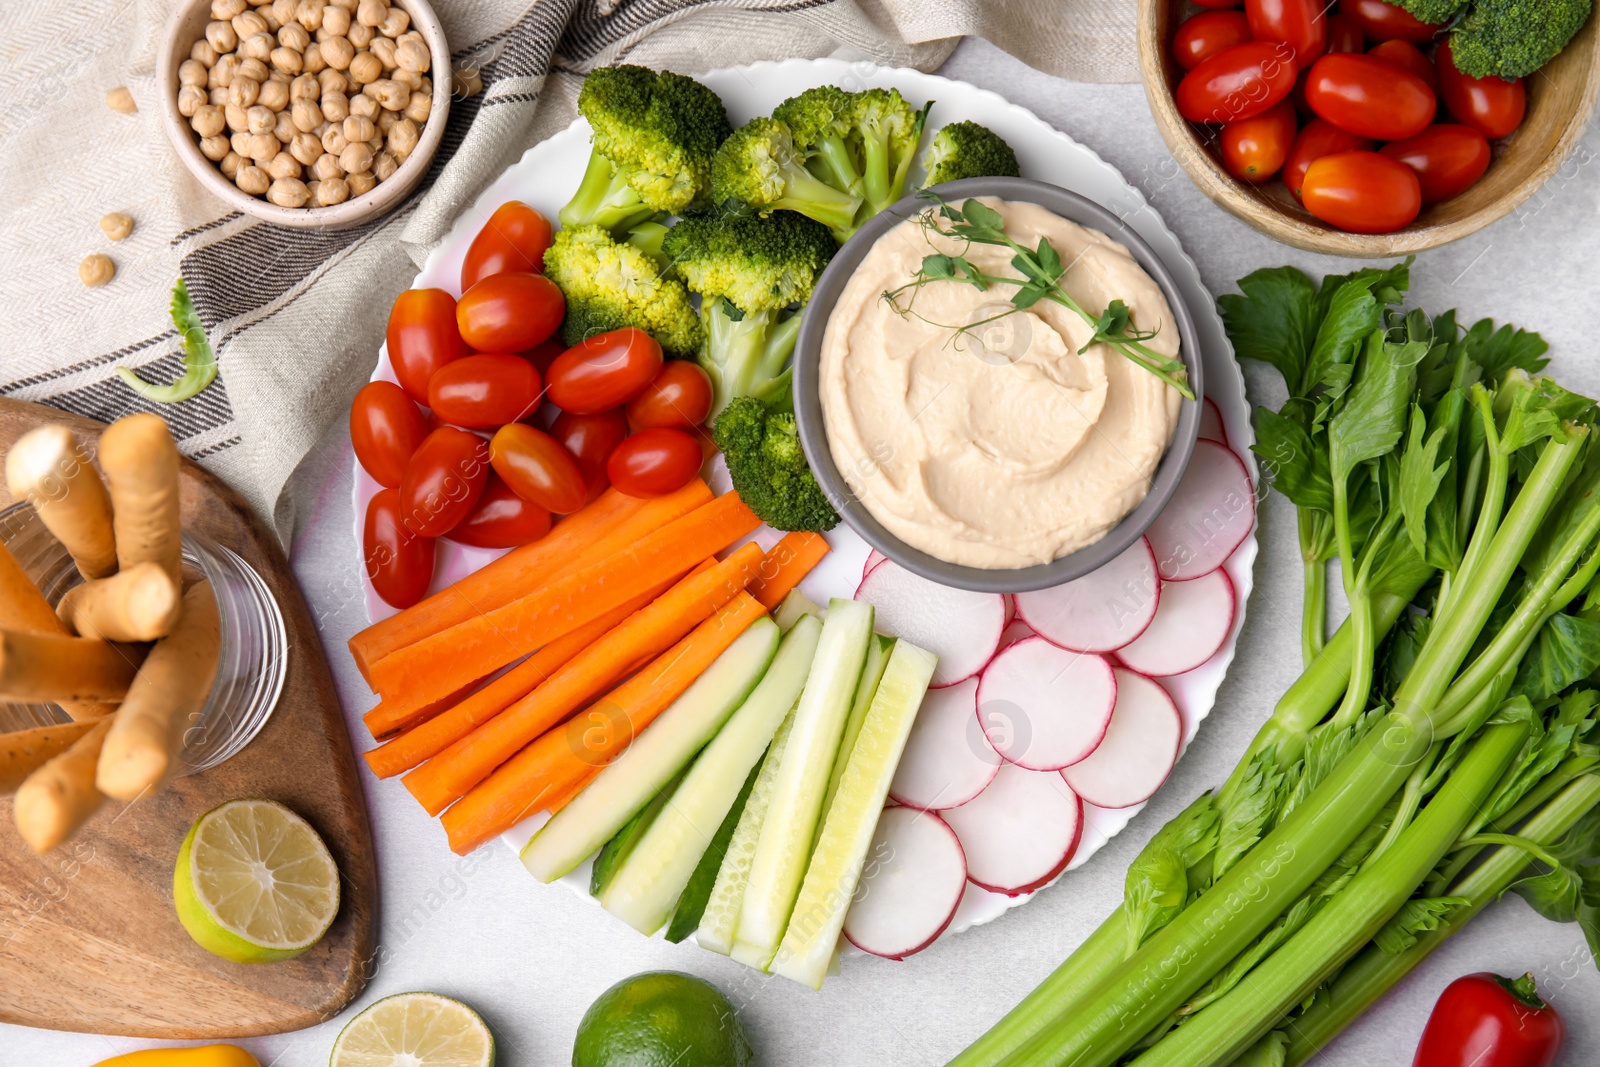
[1014,538,1159,653]
[1003,593,1016,625]
[998,618,1036,650]
[978,638,1116,770]
[1199,397,1228,445]
[1145,440,1255,581]
[1114,570,1235,677]
[889,678,999,810]
[941,763,1083,896]
[856,561,1006,688]
[843,807,967,959]
[862,548,886,581]
[1063,669,1182,808]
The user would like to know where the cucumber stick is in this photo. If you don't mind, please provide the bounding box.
[773,588,823,633]
[601,614,824,935]
[590,770,683,897]
[731,598,874,970]
[665,759,761,943]
[819,633,895,825]
[772,639,938,988]
[521,617,780,882]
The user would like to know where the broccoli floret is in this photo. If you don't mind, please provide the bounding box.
[713,396,839,532]
[711,117,864,239]
[1389,0,1467,24]
[773,86,866,197]
[1449,0,1592,79]
[559,65,731,232]
[922,121,1021,188]
[852,88,931,220]
[543,224,701,358]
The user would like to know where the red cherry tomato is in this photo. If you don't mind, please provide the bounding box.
[1367,39,1435,91]
[1190,0,1243,9]
[524,336,567,378]
[552,409,630,500]
[1283,118,1375,198]
[443,473,553,549]
[1221,100,1299,183]
[1412,972,1564,1067]
[1338,0,1442,43]
[1306,53,1435,139]
[489,423,589,514]
[460,201,553,291]
[1436,39,1526,139]
[399,426,491,538]
[386,288,471,405]
[1176,42,1299,124]
[364,487,435,608]
[1325,13,1364,52]
[605,428,704,498]
[350,380,428,488]
[1173,11,1253,71]
[426,353,543,428]
[1380,124,1492,203]
[1246,0,1326,62]
[455,272,565,353]
[626,361,715,432]
[1302,150,1422,233]
[546,328,665,415]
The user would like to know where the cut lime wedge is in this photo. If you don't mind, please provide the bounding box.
[331,992,495,1067]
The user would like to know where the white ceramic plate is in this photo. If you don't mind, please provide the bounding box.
[353,58,1258,952]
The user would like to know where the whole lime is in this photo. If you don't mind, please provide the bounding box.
[573,971,753,1067]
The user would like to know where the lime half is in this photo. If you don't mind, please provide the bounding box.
[331,992,495,1067]
[173,798,340,964]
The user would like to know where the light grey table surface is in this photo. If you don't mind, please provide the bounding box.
[9,34,1600,1067]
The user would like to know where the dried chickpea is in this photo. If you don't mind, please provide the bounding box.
[415,74,430,95]
[199,134,231,160]
[356,0,386,27]
[342,113,375,142]
[376,108,397,133]
[303,41,327,73]
[257,76,290,110]
[320,89,350,121]
[270,45,303,73]
[244,103,275,134]
[452,66,481,98]
[348,90,380,120]
[387,116,418,158]
[291,96,323,131]
[303,179,323,204]
[340,141,374,174]
[261,7,281,31]
[390,67,422,90]
[395,39,429,73]
[347,169,376,195]
[179,59,210,88]
[209,85,229,105]
[191,38,220,66]
[267,151,302,179]
[178,84,208,117]
[318,67,348,94]
[192,102,226,137]
[367,132,384,154]
[272,0,297,26]
[313,176,350,205]
[230,130,251,155]
[320,34,354,69]
[278,21,310,49]
[236,58,270,82]
[228,76,260,108]
[367,78,408,111]
[274,109,297,141]
[220,150,245,178]
[210,53,239,87]
[105,87,137,114]
[403,88,430,123]
[396,29,422,46]
[296,0,326,31]
[232,10,269,38]
[369,36,397,70]
[223,102,248,132]
[377,6,408,37]
[236,165,271,194]
[289,72,319,100]
[348,51,381,85]
[311,151,345,180]
[348,21,374,48]
[79,254,115,288]
[213,0,248,17]
[289,131,323,164]
[239,31,273,60]
[245,131,279,160]
[329,0,357,9]
[321,123,349,154]
[320,5,351,35]
[100,212,135,241]
[206,20,239,53]
[371,149,397,181]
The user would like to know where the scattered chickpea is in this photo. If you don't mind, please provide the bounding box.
[220,150,245,178]
[206,20,239,53]
[236,165,271,195]
[377,6,408,38]
[395,39,429,73]
[267,177,311,207]
[452,66,482,98]
[339,141,374,174]
[289,131,323,165]
[314,176,350,205]
[99,212,134,241]
[348,22,374,48]
[79,254,115,288]
[311,151,345,181]
[321,90,350,122]
[258,76,290,110]
[191,38,220,67]
[347,169,376,196]
[106,87,137,114]
[387,116,418,159]
[200,134,232,160]
[178,85,208,118]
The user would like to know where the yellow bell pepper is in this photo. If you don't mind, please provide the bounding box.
[91,1046,260,1067]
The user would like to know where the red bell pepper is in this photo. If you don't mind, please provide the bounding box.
[1413,972,1565,1067]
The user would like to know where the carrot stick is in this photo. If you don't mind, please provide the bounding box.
[440,592,768,854]
[369,492,761,713]
[0,629,146,703]
[402,544,765,814]
[13,715,113,853]
[0,720,98,795]
[544,768,598,816]
[363,678,484,742]
[99,414,183,586]
[348,481,712,684]
[0,543,117,720]
[4,425,118,580]
[747,531,831,610]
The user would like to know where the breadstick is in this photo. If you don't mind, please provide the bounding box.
[56,561,182,643]
[14,715,113,852]
[99,414,182,586]
[96,581,220,801]
[0,720,98,794]
[0,629,145,703]
[5,425,118,580]
[0,543,119,719]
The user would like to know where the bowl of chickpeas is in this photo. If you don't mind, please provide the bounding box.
[158,0,451,228]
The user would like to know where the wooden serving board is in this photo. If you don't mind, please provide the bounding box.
[0,397,377,1038]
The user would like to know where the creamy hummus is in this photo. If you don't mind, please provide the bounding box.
[818,197,1183,569]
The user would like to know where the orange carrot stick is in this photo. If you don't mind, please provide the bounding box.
[363,678,484,742]
[348,481,711,684]
[440,593,768,854]
[747,531,831,610]
[402,543,765,815]
[369,492,761,714]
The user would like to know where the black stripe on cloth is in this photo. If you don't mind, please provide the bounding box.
[558,0,833,62]
[189,434,243,460]
[1,332,175,393]
[170,212,245,248]
[477,0,579,85]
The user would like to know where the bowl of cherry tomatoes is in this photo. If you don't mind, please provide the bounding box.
[1138,0,1600,254]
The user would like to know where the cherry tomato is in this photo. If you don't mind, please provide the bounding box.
[1190,0,1243,9]
[1221,100,1299,183]
[546,328,665,414]
[1173,11,1253,71]
[626,361,715,432]
[1338,0,1442,43]
[1380,124,1492,203]
[552,409,630,500]
[426,353,543,428]
[489,423,589,514]
[399,426,490,538]
[1246,0,1326,62]
[1413,972,1564,1067]
[455,271,565,353]
[1176,42,1299,124]
[1306,53,1435,139]
[1283,118,1374,198]
[443,473,553,549]
[1437,39,1526,139]
[1366,39,1435,91]
[1325,13,1364,52]
[605,429,704,498]
[350,380,427,488]
[1302,150,1422,233]
[524,336,567,378]
[460,201,553,291]
[364,487,435,608]
[386,288,471,405]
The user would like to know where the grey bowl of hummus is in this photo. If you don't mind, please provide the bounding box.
[793,176,1203,594]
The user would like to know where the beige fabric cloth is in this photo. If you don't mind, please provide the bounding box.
[0,0,1138,540]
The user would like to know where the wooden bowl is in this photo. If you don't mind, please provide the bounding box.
[1137,0,1600,256]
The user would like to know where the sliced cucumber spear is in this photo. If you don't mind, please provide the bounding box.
[772,638,938,988]
[521,617,779,883]
[731,598,874,971]
[602,614,824,935]
[590,769,683,897]
[820,633,895,825]
[665,759,761,943]
[773,588,824,633]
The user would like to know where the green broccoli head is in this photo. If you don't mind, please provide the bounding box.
[773,86,865,195]
[851,88,930,218]
[714,396,840,532]
[1449,0,1592,79]
[661,212,837,313]
[543,224,701,358]
[1388,0,1467,24]
[922,121,1021,188]
[710,117,864,238]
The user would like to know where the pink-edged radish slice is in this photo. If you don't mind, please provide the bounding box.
[1014,538,1159,654]
[843,806,967,959]
[1114,569,1235,677]
[1144,439,1255,582]
[1063,669,1182,808]
[862,548,886,582]
[889,678,999,810]
[1003,593,1016,625]
[941,763,1083,896]
[998,618,1036,650]
[978,637,1116,771]
[1199,397,1228,445]
[856,561,1006,688]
